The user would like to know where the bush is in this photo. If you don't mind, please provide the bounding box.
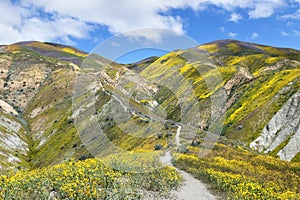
[157,133,163,139]
[178,145,189,154]
[165,132,173,137]
[154,144,163,150]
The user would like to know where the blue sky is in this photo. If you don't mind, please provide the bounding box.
[1,0,300,62]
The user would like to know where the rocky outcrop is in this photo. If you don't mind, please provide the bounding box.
[250,92,300,161]
[0,114,28,168]
[224,67,253,95]
[0,99,18,115]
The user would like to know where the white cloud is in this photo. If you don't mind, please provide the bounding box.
[249,2,283,19]
[280,31,290,36]
[229,13,243,23]
[219,26,225,32]
[228,32,237,37]
[0,0,92,45]
[21,17,92,43]
[111,42,120,47]
[0,0,288,44]
[251,32,259,39]
[279,30,300,37]
[293,30,300,36]
[280,9,300,20]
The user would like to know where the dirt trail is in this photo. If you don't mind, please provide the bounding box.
[174,169,217,200]
[160,152,218,200]
[175,124,181,146]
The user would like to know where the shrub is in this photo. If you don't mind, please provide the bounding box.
[154,144,163,150]
[157,133,163,139]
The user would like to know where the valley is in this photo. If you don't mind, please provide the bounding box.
[0,39,299,199]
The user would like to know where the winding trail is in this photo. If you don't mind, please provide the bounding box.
[175,124,182,147]
[159,125,218,200]
[108,88,217,199]
[174,169,217,200]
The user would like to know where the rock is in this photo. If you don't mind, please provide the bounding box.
[0,46,7,53]
[250,92,300,161]
[48,191,61,200]
[0,99,18,115]
[224,67,253,95]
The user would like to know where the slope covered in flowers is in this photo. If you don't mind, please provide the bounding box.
[173,143,300,199]
[0,155,182,199]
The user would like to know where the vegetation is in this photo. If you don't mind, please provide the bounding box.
[173,143,300,200]
[0,155,182,199]
[1,39,300,200]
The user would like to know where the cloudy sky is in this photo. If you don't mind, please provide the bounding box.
[1,0,300,54]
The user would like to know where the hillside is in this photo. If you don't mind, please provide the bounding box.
[0,39,299,173]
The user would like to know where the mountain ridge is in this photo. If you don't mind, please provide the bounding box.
[203,39,300,53]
